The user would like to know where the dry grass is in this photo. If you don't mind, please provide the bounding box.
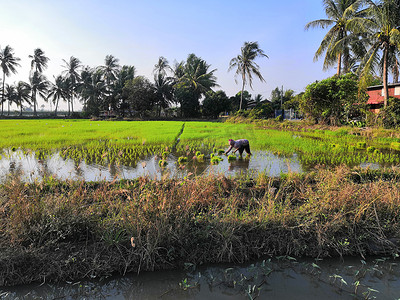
[1,166,400,286]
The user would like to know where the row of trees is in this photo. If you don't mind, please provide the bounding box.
[0,42,268,118]
[306,0,400,107]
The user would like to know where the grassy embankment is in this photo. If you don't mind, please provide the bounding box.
[1,166,400,286]
[1,119,400,286]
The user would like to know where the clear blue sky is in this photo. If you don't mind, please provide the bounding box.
[1,0,334,110]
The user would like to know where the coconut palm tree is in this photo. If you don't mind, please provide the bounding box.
[30,71,49,116]
[79,68,106,116]
[47,75,69,116]
[351,0,400,107]
[29,48,49,76]
[0,45,20,116]
[228,41,268,110]
[154,73,173,117]
[15,81,31,116]
[305,0,365,76]
[4,84,16,115]
[112,65,136,115]
[100,55,120,85]
[176,54,218,117]
[62,56,82,115]
[153,56,172,78]
[182,54,218,97]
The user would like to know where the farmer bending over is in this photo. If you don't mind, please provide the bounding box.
[225,139,252,156]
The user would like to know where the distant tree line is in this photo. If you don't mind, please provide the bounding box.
[0,42,269,119]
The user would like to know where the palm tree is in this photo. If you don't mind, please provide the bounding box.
[154,73,173,117]
[351,0,400,107]
[153,56,172,78]
[15,81,31,116]
[47,75,68,116]
[0,45,21,116]
[79,68,106,116]
[228,41,268,110]
[182,54,218,96]
[100,55,120,85]
[29,48,49,76]
[98,55,120,111]
[4,84,16,115]
[178,54,219,117]
[30,71,49,116]
[305,0,365,76]
[62,56,82,115]
[112,65,136,115]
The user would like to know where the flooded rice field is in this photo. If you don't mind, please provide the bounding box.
[0,149,303,182]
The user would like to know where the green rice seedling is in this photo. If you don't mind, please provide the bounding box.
[195,154,205,162]
[373,149,381,155]
[366,146,375,153]
[217,149,225,155]
[228,155,236,161]
[162,151,169,159]
[391,142,400,150]
[211,156,223,165]
[159,159,167,167]
[178,156,188,164]
[356,142,366,149]
[195,151,201,156]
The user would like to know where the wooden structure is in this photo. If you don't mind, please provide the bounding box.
[366,83,400,113]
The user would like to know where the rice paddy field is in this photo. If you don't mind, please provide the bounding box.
[1,119,400,182]
[1,118,400,295]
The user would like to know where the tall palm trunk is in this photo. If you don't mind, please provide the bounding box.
[393,60,399,83]
[240,73,245,110]
[32,92,37,116]
[19,100,23,116]
[336,52,342,76]
[54,98,59,117]
[382,46,389,108]
[71,95,74,114]
[1,73,5,116]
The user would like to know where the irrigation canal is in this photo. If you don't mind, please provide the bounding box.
[1,256,400,299]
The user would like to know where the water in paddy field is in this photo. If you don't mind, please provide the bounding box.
[1,256,400,299]
[0,149,303,182]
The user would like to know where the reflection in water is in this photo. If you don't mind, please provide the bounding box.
[0,149,303,183]
[1,256,400,299]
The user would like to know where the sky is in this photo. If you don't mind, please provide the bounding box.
[0,0,335,111]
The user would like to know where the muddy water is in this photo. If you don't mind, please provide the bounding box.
[1,256,400,299]
[0,150,302,182]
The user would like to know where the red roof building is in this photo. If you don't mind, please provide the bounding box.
[367,83,400,113]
